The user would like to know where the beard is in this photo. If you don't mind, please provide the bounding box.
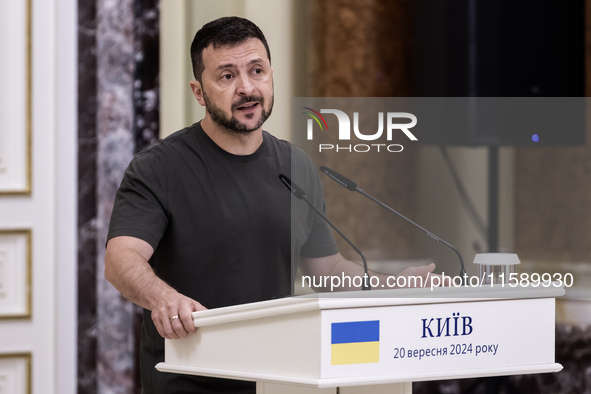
[203,90,274,134]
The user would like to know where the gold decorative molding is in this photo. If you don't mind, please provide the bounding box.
[0,230,32,319]
[0,0,32,195]
[0,352,31,394]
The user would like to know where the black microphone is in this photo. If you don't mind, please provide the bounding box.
[278,174,371,290]
[319,166,467,280]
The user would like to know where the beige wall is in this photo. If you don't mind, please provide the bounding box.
[418,146,514,276]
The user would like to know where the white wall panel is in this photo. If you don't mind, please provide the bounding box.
[0,0,77,393]
[0,354,31,394]
[0,231,31,318]
[0,0,30,194]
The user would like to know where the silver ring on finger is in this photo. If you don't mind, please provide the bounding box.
[170,315,179,323]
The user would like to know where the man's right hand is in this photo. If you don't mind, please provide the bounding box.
[151,292,207,339]
[105,236,206,339]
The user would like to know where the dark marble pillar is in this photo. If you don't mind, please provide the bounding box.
[77,0,159,393]
[77,0,99,392]
[133,0,160,151]
[312,0,414,97]
[95,0,136,392]
[310,0,419,261]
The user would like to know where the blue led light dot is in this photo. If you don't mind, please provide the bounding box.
[532,134,540,143]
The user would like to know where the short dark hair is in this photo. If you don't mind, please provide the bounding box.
[190,16,271,83]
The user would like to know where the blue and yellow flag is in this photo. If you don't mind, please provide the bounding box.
[331,320,380,365]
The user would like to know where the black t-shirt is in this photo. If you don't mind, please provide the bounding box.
[107,122,337,393]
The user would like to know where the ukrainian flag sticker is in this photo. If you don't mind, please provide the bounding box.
[331,320,380,365]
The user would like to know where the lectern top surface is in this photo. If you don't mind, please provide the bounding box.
[190,285,564,328]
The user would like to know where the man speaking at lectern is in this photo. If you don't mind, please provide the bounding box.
[105,16,435,394]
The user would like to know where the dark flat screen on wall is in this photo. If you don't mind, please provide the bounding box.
[414,0,585,146]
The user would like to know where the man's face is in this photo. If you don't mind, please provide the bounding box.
[192,38,274,134]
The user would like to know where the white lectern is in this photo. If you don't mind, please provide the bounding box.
[157,286,563,393]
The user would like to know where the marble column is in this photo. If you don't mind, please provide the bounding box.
[78,0,159,393]
[312,0,413,97]
[95,0,136,392]
[310,0,419,261]
[77,0,99,392]
[133,0,160,151]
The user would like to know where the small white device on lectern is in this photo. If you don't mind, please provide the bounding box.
[473,253,521,285]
